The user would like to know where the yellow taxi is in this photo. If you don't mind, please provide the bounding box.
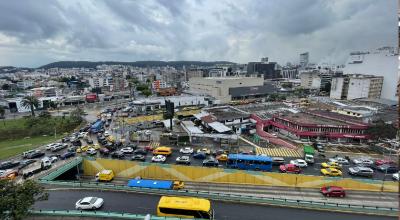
[216,154,228,162]
[76,145,90,153]
[321,168,342,177]
[321,161,341,169]
[91,144,101,150]
[197,148,211,155]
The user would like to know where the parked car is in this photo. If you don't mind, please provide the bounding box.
[328,157,349,165]
[272,157,285,166]
[290,159,308,167]
[193,152,207,159]
[26,150,45,159]
[110,151,125,159]
[0,161,20,170]
[86,148,97,156]
[321,168,342,177]
[176,156,191,165]
[18,159,36,169]
[75,197,104,210]
[320,186,345,197]
[180,147,194,154]
[131,154,146,162]
[352,157,374,167]
[120,147,134,154]
[134,148,147,155]
[376,164,398,174]
[279,164,301,174]
[152,155,166,163]
[348,166,374,177]
[202,158,219,167]
[61,152,75,160]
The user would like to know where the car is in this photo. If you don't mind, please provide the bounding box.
[131,154,146,162]
[376,164,398,174]
[134,148,147,155]
[47,155,59,163]
[99,147,110,156]
[144,130,152,135]
[120,147,134,154]
[202,158,219,167]
[328,157,349,165]
[72,140,82,147]
[52,143,68,152]
[290,159,308,167]
[104,131,110,137]
[392,172,399,181]
[45,143,58,151]
[144,145,153,151]
[86,139,94,145]
[352,157,374,167]
[18,159,36,169]
[61,137,70,143]
[114,141,124,148]
[348,166,374,177]
[22,150,36,159]
[180,147,194,154]
[75,197,104,210]
[0,161,20,170]
[61,152,76,160]
[176,156,191,165]
[86,148,97,156]
[321,168,342,177]
[272,157,285,165]
[26,150,45,159]
[193,152,207,159]
[110,151,125,159]
[0,169,18,180]
[316,145,325,153]
[67,146,77,153]
[76,145,90,153]
[212,149,228,156]
[152,155,166,163]
[125,143,137,150]
[321,162,342,169]
[320,186,346,197]
[216,154,228,162]
[279,164,301,174]
[197,148,211,155]
[375,159,396,166]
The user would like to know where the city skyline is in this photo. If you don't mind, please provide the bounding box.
[0,0,397,67]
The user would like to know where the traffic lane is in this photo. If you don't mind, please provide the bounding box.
[35,190,396,220]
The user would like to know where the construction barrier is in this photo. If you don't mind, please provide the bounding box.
[83,158,399,192]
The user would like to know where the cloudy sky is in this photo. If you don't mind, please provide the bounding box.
[0,0,397,67]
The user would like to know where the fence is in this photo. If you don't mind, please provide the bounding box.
[38,179,398,217]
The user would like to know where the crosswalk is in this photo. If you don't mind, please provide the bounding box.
[149,142,160,148]
[255,146,302,158]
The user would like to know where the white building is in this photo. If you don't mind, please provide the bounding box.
[342,47,398,101]
[299,70,321,89]
[330,74,383,100]
[188,77,264,103]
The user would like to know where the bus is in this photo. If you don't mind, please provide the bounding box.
[227,154,272,171]
[157,196,214,219]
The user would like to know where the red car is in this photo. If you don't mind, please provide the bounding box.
[279,164,301,174]
[320,186,346,197]
[375,159,395,166]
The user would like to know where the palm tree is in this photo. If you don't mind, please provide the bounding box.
[21,96,39,117]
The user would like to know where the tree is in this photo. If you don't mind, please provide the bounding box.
[367,120,397,140]
[70,106,84,123]
[142,89,152,97]
[0,179,48,220]
[0,106,5,126]
[21,96,39,117]
[1,84,10,90]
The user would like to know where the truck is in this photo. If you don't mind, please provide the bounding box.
[85,93,99,103]
[95,170,115,182]
[90,119,104,133]
[303,145,315,164]
[127,179,184,190]
[22,157,52,179]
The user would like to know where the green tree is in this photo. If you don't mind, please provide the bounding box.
[0,105,5,126]
[142,89,152,97]
[0,179,48,220]
[21,96,39,117]
[367,120,397,140]
[70,107,84,123]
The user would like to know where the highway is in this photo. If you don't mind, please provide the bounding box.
[34,189,396,220]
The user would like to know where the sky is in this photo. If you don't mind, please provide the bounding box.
[0,0,397,68]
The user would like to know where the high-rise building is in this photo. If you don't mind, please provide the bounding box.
[247,58,281,79]
[330,74,383,100]
[300,52,309,67]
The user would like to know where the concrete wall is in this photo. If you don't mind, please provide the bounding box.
[83,158,398,192]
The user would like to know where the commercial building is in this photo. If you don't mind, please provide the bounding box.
[247,58,281,79]
[188,77,275,103]
[342,47,398,101]
[299,70,321,89]
[300,52,309,67]
[330,74,383,100]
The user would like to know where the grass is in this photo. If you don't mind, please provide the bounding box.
[0,135,61,160]
[0,118,28,131]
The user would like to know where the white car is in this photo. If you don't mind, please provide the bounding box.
[352,157,374,166]
[120,147,134,154]
[144,130,152,135]
[329,157,349,165]
[392,172,399,181]
[45,143,58,151]
[290,159,308,167]
[86,148,97,156]
[49,156,59,163]
[75,197,104,210]
[78,132,88,138]
[104,131,110,137]
[152,155,166,163]
[180,147,194,154]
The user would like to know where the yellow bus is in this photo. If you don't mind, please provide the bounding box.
[157,196,214,219]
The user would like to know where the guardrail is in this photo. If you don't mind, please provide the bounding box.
[30,209,193,219]
[38,179,398,217]
[40,157,83,181]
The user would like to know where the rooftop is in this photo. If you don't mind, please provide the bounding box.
[205,106,250,121]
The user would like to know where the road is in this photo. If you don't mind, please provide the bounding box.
[34,190,395,220]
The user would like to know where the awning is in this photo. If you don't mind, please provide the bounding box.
[208,122,231,133]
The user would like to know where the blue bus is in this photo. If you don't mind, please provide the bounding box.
[227,154,272,171]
